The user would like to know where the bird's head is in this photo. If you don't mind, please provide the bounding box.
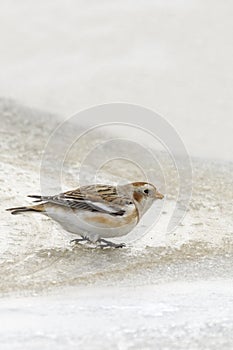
[129,182,164,217]
[118,181,164,218]
[131,182,164,202]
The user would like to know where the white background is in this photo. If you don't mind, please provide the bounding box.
[0,0,232,161]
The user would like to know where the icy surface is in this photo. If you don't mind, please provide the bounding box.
[0,98,233,349]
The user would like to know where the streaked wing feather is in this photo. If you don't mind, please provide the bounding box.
[42,184,127,216]
[48,198,125,216]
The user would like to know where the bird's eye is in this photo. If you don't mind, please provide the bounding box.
[144,189,149,195]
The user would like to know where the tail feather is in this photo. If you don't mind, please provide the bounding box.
[6,204,45,215]
[27,195,43,202]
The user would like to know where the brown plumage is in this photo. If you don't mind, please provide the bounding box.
[6,182,164,248]
[6,203,45,215]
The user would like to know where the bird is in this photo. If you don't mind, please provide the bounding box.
[6,182,164,248]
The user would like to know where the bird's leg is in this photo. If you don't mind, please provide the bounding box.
[70,235,90,245]
[97,238,125,249]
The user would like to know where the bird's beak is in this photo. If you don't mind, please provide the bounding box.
[155,190,164,199]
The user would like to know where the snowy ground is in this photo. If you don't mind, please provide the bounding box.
[0,1,233,349]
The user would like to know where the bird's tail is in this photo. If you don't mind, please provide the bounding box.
[27,195,44,202]
[6,204,45,215]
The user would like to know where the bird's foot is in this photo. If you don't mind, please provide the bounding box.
[70,236,90,245]
[98,238,125,249]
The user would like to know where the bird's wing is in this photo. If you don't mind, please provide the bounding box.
[30,184,130,216]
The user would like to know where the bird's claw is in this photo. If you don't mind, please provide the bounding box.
[114,243,125,248]
[70,236,89,245]
[70,237,125,249]
[98,239,125,249]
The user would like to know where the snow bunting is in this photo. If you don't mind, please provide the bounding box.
[6,182,164,248]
